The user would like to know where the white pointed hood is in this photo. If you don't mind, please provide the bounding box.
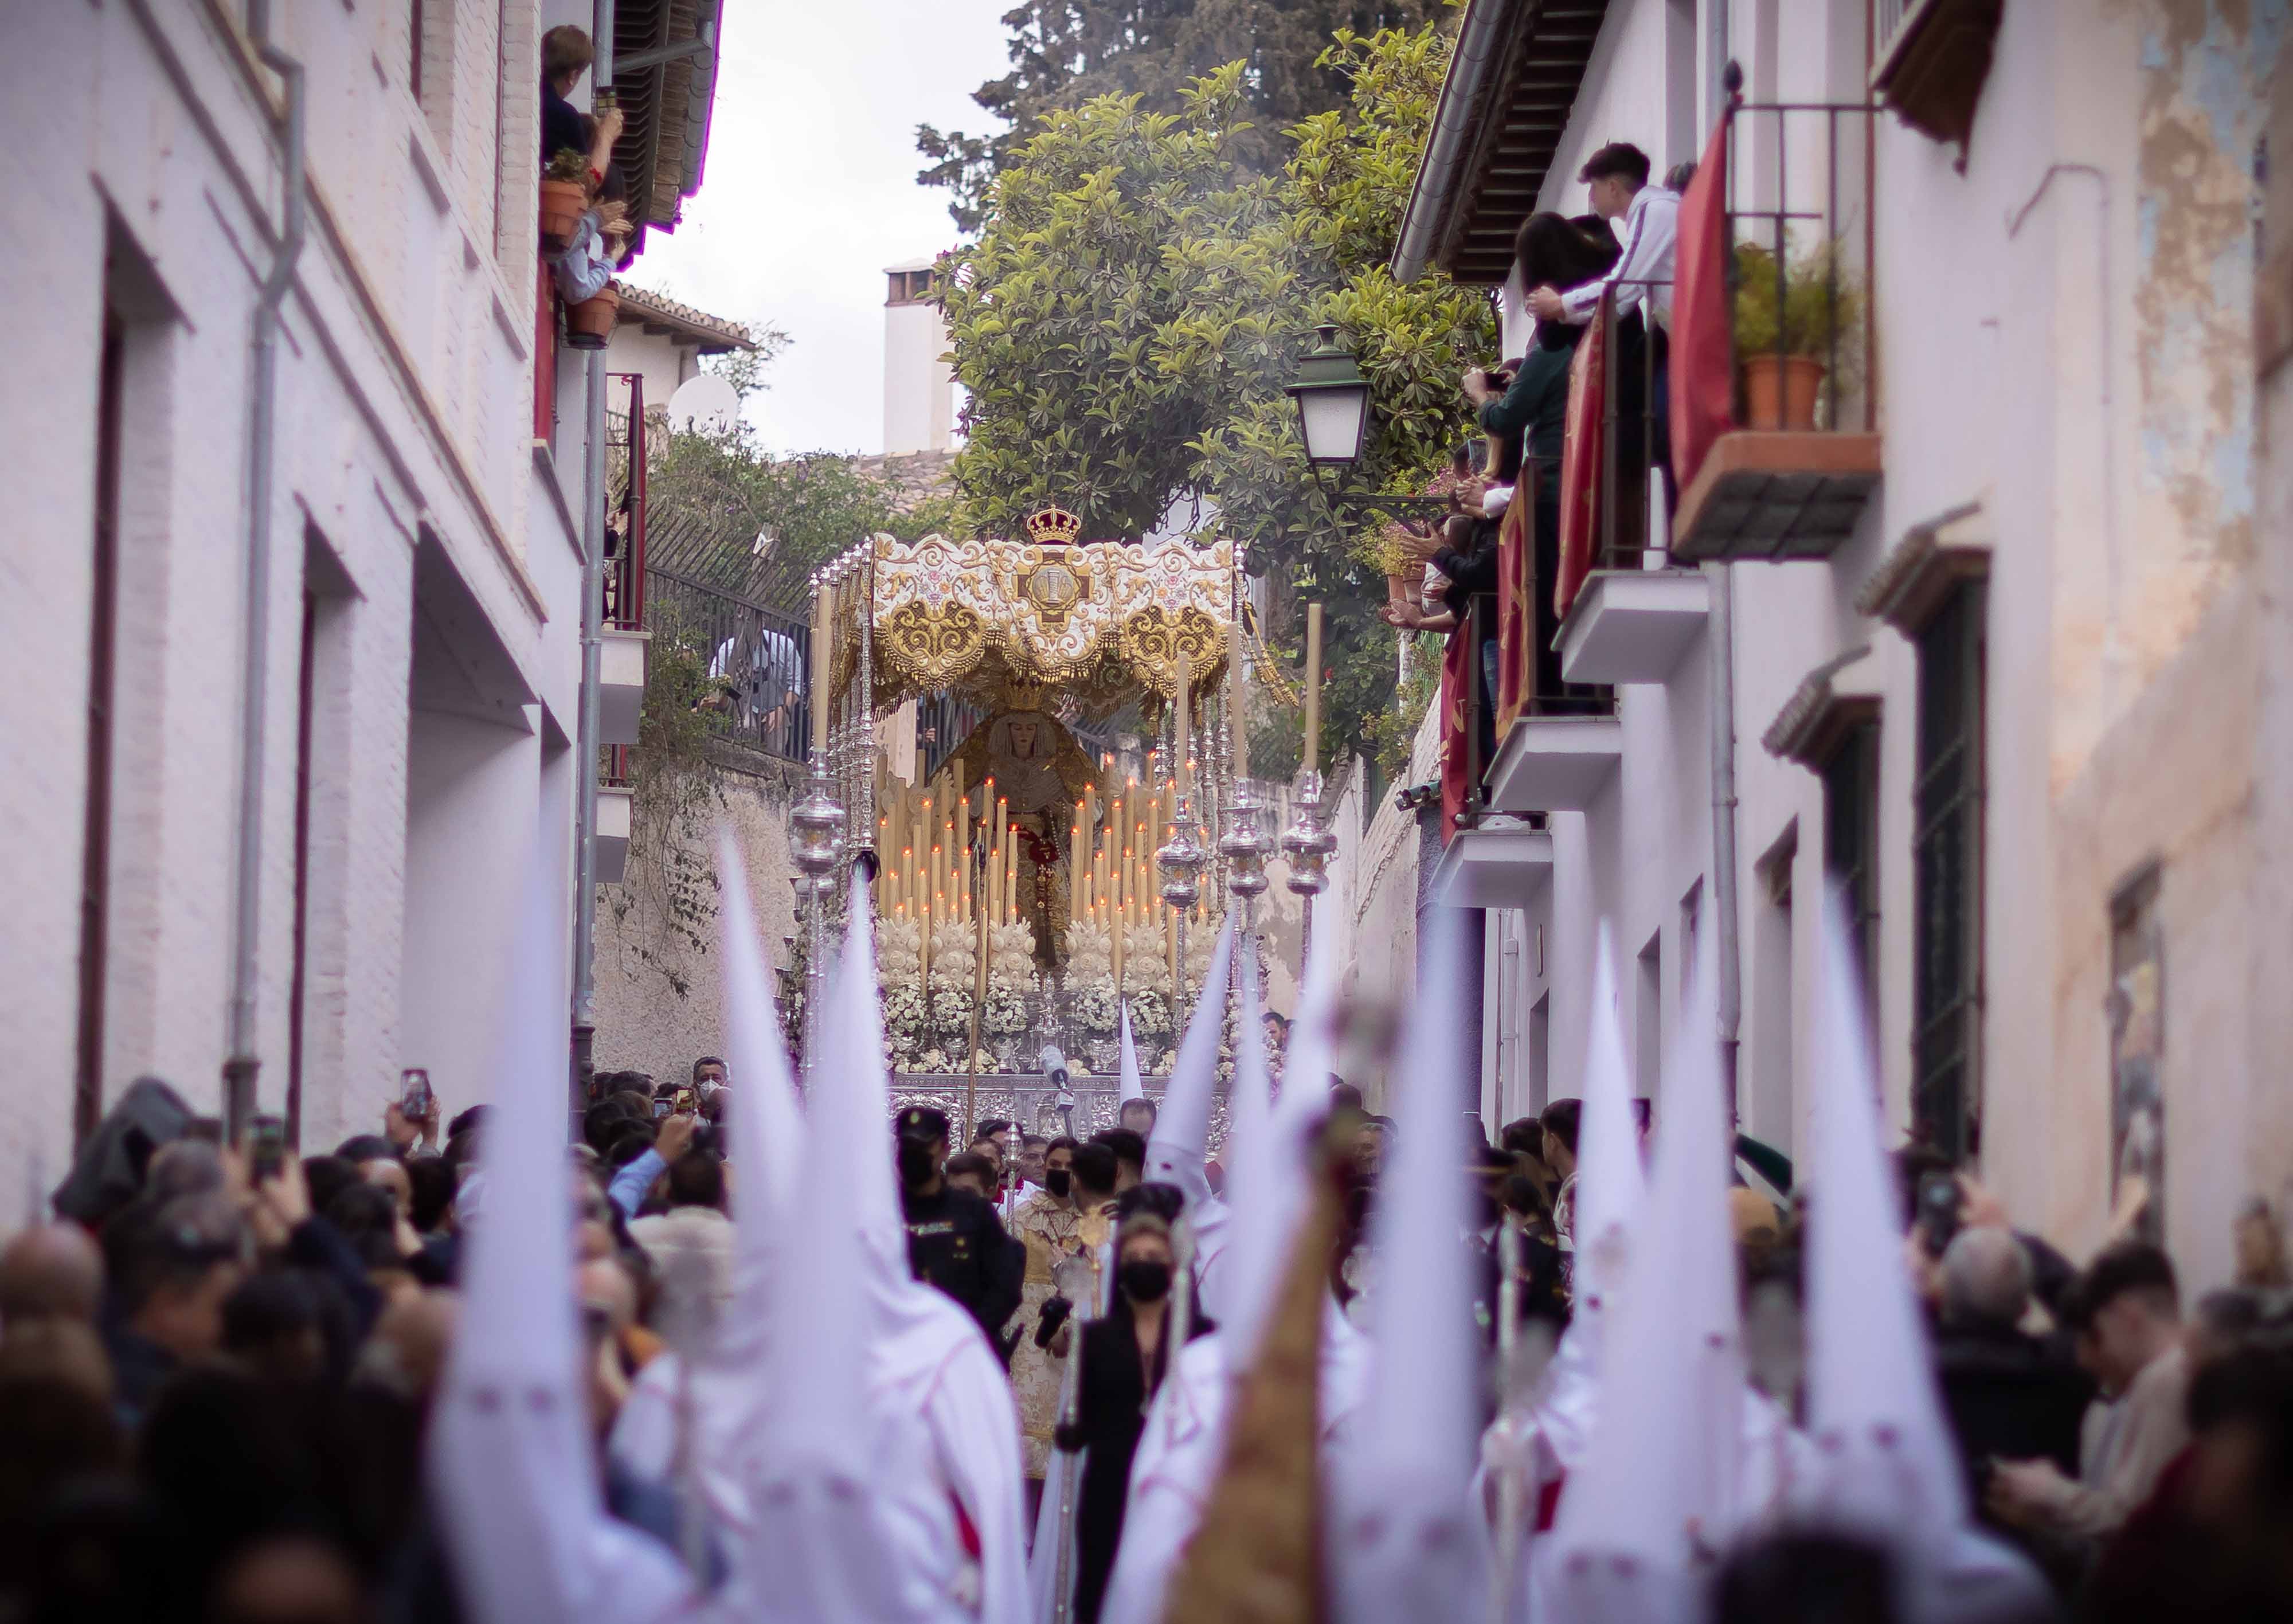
[1542,939,1742,1624]
[1118,1000,1144,1103]
[1335,907,1483,1624]
[1144,914,1237,1210]
[1803,890,1964,1533]
[1571,922,1645,1317]
[746,874,937,1621]
[717,826,807,1361]
[1799,894,2045,1623]
[1535,922,1644,1469]
[1212,907,1341,1358]
[430,848,686,1624]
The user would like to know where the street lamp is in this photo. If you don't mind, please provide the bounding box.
[1285,324,1372,467]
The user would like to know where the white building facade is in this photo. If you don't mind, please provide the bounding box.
[1400,0,2292,1289]
[2,0,721,1206]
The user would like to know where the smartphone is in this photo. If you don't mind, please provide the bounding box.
[400,1069,433,1120]
[672,1087,699,1116]
[248,1114,288,1181]
[1918,1169,1963,1255]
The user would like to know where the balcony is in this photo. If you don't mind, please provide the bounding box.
[1430,823,1555,909]
[1670,93,1883,562]
[1559,566,1709,684]
[1486,712,1622,812]
[595,783,633,885]
[598,627,651,746]
[600,372,651,748]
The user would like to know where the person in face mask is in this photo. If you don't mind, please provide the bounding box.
[1056,1210,1214,1624]
[895,1106,1023,1359]
[1008,1136,1087,1507]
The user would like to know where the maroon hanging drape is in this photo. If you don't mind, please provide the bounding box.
[1670,112,1736,496]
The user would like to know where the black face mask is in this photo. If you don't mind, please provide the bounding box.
[1044,1168,1072,1198]
[897,1140,940,1188]
[1120,1259,1172,1303]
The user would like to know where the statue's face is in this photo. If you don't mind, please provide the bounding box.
[1009,721,1039,757]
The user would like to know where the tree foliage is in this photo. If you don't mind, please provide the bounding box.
[942,21,1492,770]
[918,0,1446,232]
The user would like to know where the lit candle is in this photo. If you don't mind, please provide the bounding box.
[1173,652,1191,800]
[1304,602,1324,777]
[810,581,833,752]
[1070,805,1084,921]
[1228,619,1249,780]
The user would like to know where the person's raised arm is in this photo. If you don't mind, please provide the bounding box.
[1559,195,1657,325]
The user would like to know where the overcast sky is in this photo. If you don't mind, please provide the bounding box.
[629,1,1012,455]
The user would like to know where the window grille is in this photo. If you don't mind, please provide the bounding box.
[1911,582,1986,1157]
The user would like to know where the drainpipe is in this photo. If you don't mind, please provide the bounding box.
[570,0,615,1105]
[223,0,307,1140]
[1707,562,1742,1128]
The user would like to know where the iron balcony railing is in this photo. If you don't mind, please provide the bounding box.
[645,569,816,764]
[604,373,649,630]
[1722,91,1880,433]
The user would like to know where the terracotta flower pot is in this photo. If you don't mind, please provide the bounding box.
[539,178,587,252]
[1741,354,1829,431]
[565,284,619,350]
[1387,571,1421,609]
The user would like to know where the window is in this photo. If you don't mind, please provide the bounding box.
[79,309,126,1146]
[1751,823,1798,1150]
[1912,582,1986,1157]
[1528,992,1550,1113]
[2107,864,2164,1243]
[1821,718,1881,1016]
[1636,931,1663,1100]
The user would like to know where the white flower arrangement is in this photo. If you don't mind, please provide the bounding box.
[928,984,975,1034]
[1128,988,1172,1039]
[1072,977,1119,1036]
[917,1047,950,1074]
[881,978,928,1038]
[983,985,1030,1035]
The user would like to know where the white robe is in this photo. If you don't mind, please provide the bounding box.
[609,1287,1028,1624]
[1097,1305,1371,1624]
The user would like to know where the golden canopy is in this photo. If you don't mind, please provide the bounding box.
[858,529,1236,721]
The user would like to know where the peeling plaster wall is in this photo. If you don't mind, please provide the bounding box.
[2022,0,2288,1278]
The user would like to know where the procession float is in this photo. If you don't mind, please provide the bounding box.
[781,507,1336,1140]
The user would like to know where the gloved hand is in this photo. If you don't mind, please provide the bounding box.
[1035,1294,1074,1349]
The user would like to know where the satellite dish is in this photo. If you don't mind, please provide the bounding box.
[667,373,741,437]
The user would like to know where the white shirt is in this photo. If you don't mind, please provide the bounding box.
[1560,185,1680,329]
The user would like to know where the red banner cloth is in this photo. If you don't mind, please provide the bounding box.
[1439,619,1478,845]
[1670,112,1735,496]
[1554,310,1607,621]
[1493,476,1533,740]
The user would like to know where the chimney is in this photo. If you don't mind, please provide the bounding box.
[883,259,955,456]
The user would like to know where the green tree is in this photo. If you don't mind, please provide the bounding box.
[942,21,1492,772]
[918,0,1445,231]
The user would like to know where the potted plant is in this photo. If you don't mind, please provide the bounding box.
[540,149,589,253]
[1356,522,1425,611]
[565,280,619,349]
[1732,239,1865,431]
